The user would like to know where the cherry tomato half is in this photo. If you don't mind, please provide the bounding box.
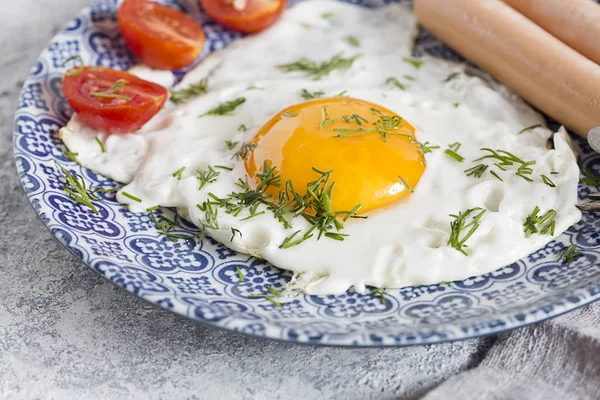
[62,66,168,134]
[118,0,205,70]
[200,0,287,34]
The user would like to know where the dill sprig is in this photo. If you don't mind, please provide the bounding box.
[558,245,581,265]
[345,35,360,47]
[64,151,79,161]
[236,266,245,282]
[149,209,204,242]
[518,124,542,134]
[412,140,439,166]
[473,148,536,182]
[523,206,556,236]
[580,168,600,186]
[369,288,386,305]
[196,202,219,230]
[170,78,208,104]
[225,140,239,150]
[385,77,406,90]
[248,288,283,307]
[172,167,186,180]
[55,162,99,215]
[403,57,423,69]
[197,166,220,190]
[448,207,486,255]
[282,111,298,117]
[63,55,85,76]
[301,88,325,100]
[232,142,257,160]
[200,97,245,117]
[465,164,488,178]
[541,174,556,188]
[122,191,142,203]
[332,115,409,142]
[397,176,413,193]
[95,137,105,153]
[277,53,360,80]
[445,142,464,162]
[238,124,247,132]
[444,72,460,82]
[90,78,131,101]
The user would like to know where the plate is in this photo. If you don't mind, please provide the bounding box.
[13,0,600,347]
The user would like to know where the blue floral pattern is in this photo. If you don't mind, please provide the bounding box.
[12,0,600,346]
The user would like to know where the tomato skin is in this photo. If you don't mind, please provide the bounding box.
[200,0,287,34]
[118,0,205,70]
[62,66,168,134]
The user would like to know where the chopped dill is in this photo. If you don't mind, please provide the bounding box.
[321,12,334,19]
[345,35,360,47]
[369,288,386,305]
[448,208,486,255]
[122,191,142,203]
[62,55,85,76]
[199,97,246,117]
[445,142,464,162]
[95,137,106,153]
[385,77,406,90]
[301,88,325,100]
[170,78,208,104]
[403,57,423,69]
[558,245,581,265]
[403,74,415,81]
[518,124,542,134]
[238,124,248,132]
[541,174,556,187]
[523,206,556,236]
[232,142,257,160]
[197,166,220,190]
[172,166,186,180]
[55,162,99,215]
[90,78,131,101]
[465,164,488,178]
[64,151,79,162]
[580,168,600,186]
[444,72,461,82]
[236,266,245,282]
[453,102,460,108]
[282,111,298,117]
[397,175,414,193]
[225,140,239,150]
[277,53,360,80]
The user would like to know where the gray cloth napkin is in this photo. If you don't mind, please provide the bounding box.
[422,303,600,400]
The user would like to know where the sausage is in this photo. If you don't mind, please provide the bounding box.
[503,0,600,66]
[414,0,600,137]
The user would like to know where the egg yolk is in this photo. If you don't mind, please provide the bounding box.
[244,97,425,213]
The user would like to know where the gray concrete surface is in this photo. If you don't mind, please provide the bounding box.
[1,1,490,398]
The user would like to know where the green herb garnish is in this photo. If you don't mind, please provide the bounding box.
[397,175,413,193]
[225,140,239,150]
[233,142,257,160]
[445,142,464,162]
[200,97,246,117]
[122,191,142,203]
[282,111,298,117]
[385,77,406,90]
[369,288,386,305]
[55,162,99,215]
[345,35,360,47]
[558,245,581,265]
[444,72,460,82]
[580,168,600,186]
[523,206,556,236]
[95,137,106,153]
[448,208,486,255]
[541,174,556,187]
[62,55,85,76]
[403,57,423,69]
[64,151,79,162]
[172,167,186,180]
[518,124,542,134]
[170,78,208,104]
[301,88,325,100]
[238,124,248,132]
[236,266,245,282]
[90,78,131,101]
[321,12,334,19]
[277,53,360,80]
[465,164,488,178]
[197,166,220,190]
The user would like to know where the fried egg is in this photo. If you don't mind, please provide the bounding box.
[60,0,581,295]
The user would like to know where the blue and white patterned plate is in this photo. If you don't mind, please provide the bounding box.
[13,0,600,346]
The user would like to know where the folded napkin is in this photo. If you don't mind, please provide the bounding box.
[422,303,600,400]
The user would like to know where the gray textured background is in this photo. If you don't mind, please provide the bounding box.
[2,1,590,399]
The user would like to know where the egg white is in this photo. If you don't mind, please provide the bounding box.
[61,0,581,294]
